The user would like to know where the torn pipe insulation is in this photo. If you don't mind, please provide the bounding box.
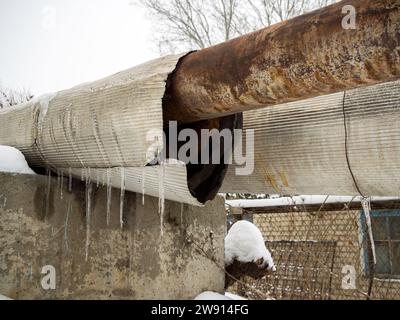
[0,55,184,169]
[0,55,241,206]
[167,114,242,204]
[221,80,400,197]
[164,0,400,123]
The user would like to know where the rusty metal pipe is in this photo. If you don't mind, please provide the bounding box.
[164,0,400,123]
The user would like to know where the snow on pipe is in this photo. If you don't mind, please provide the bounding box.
[221,80,400,197]
[225,196,400,209]
[0,55,236,206]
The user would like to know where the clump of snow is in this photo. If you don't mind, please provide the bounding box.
[224,292,247,300]
[195,292,247,300]
[195,292,232,300]
[0,145,35,175]
[33,93,57,131]
[225,220,275,271]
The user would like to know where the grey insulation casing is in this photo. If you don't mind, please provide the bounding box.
[0,55,203,206]
[0,55,183,168]
[221,80,400,197]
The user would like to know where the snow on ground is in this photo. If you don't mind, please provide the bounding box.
[195,292,232,300]
[195,292,247,300]
[0,294,12,300]
[225,220,275,271]
[226,195,400,208]
[224,292,247,300]
[0,145,35,175]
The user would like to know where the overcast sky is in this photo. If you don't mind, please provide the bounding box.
[0,0,157,95]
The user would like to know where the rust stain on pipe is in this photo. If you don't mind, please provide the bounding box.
[164,0,400,123]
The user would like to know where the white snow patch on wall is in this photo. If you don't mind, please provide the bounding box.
[0,294,12,300]
[225,220,275,271]
[0,145,35,175]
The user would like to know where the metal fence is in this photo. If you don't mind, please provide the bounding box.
[228,200,400,300]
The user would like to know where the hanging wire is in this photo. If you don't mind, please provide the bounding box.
[342,90,375,299]
[342,91,366,197]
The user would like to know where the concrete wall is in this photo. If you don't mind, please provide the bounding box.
[0,173,226,300]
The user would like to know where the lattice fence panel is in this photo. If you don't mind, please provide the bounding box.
[230,202,400,300]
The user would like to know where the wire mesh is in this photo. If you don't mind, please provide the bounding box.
[228,199,400,300]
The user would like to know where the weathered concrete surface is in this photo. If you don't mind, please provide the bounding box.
[0,173,225,300]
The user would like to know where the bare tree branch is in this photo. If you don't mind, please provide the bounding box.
[0,86,33,109]
[138,0,337,54]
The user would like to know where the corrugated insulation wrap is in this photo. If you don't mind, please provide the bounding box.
[221,80,400,197]
[0,54,237,206]
[2,54,399,202]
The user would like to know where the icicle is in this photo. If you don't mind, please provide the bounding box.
[119,168,126,230]
[45,169,52,219]
[102,170,107,187]
[57,169,61,193]
[362,197,377,265]
[158,162,165,237]
[60,169,64,200]
[96,170,100,188]
[142,167,146,206]
[127,233,133,288]
[180,203,184,231]
[106,169,112,227]
[64,199,71,252]
[0,195,7,209]
[85,180,93,262]
[68,168,73,193]
[80,168,85,182]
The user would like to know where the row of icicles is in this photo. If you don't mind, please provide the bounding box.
[46,163,167,262]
